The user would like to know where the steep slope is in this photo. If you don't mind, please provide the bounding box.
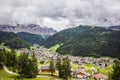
[17,32,44,45]
[44,25,120,58]
[0,31,30,49]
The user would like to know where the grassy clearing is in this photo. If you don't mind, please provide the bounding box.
[48,44,61,53]
[0,69,17,80]
[71,63,79,70]
[84,63,113,75]
[24,77,51,80]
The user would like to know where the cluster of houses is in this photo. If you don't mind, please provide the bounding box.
[17,46,112,80]
[67,56,113,68]
[18,47,59,62]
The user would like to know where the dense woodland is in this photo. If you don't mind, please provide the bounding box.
[17,32,44,45]
[0,31,30,49]
[44,25,120,59]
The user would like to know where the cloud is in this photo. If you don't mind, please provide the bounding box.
[0,0,120,31]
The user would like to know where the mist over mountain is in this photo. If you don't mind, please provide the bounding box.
[0,24,57,35]
[0,0,120,31]
[0,23,57,47]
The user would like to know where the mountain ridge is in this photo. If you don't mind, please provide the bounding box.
[0,24,57,35]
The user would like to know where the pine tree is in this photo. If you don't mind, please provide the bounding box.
[0,49,6,68]
[6,49,17,68]
[56,57,63,77]
[49,57,55,75]
[18,53,28,78]
[18,53,38,78]
[32,53,38,66]
[62,57,71,80]
[111,59,120,80]
[31,53,39,77]
[56,57,71,80]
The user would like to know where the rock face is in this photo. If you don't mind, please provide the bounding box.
[0,24,57,35]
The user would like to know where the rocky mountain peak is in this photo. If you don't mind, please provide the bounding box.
[0,24,57,35]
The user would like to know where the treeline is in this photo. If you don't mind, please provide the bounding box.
[44,25,120,59]
[0,31,46,49]
[0,31,30,49]
[17,32,45,45]
[0,49,38,78]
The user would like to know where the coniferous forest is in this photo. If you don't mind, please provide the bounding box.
[44,25,120,59]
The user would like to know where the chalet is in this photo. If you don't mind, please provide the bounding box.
[72,66,90,79]
[72,70,90,79]
[93,73,108,80]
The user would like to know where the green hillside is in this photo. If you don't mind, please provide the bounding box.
[44,25,120,58]
[17,32,44,45]
[0,31,30,49]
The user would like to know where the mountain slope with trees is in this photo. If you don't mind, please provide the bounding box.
[0,31,30,49]
[44,25,120,58]
[17,32,44,45]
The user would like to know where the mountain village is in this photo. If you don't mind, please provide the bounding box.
[16,44,114,80]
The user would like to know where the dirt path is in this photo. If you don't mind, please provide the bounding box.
[3,66,19,76]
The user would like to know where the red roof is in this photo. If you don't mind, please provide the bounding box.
[93,73,108,79]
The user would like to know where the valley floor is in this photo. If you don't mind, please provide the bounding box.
[0,63,113,80]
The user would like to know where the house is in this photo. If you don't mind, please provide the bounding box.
[39,66,55,72]
[72,66,90,79]
[72,70,90,79]
[93,73,108,80]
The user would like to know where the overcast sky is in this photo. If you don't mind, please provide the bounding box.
[0,0,120,31]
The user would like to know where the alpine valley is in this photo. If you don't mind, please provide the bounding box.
[0,0,120,80]
[0,24,120,58]
[0,24,120,80]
